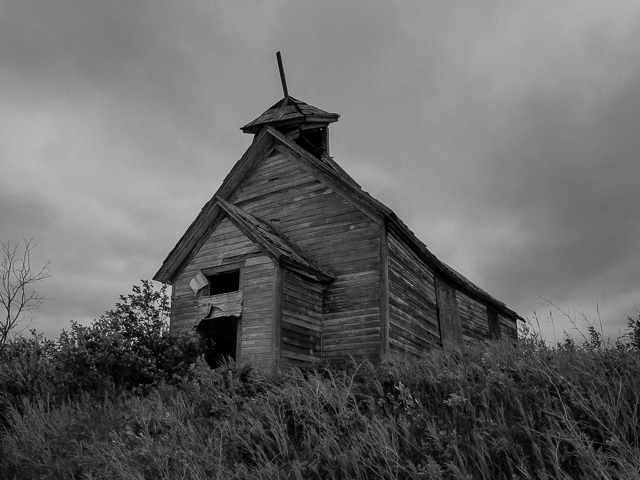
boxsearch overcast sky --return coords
[2,1,639,344]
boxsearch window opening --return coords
[206,270,240,295]
[196,316,238,368]
[294,127,327,158]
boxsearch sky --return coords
[1,0,639,344]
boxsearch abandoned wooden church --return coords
[154,83,522,366]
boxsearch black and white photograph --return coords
[2,2,640,478]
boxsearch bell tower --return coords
[240,52,339,159]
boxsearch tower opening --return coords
[294,127,328,158]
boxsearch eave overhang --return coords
[241,96,339,135]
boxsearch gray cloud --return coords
[1,0,639,342]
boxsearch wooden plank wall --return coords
[487,307,501,340]
[171,217,260,331]
[241,255,275,363]
[435,277,464,350]
[230,151,382,362]
[457,291,491,344]
[281,269,323,365]
[498,314,518,341]
[170,217,275,364]
[387,232,440,356]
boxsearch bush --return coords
[0,281,202,417]
[55,280,201,396]
[625,313,640,352]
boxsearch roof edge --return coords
[153,130,276,284]
[217,199,333,282]
[385,214,524,321]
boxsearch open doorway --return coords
[196,316,239,368]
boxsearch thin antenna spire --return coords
[276,51,289,99]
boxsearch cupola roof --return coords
[240,96,339,134]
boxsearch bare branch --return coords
[0,238,51,353]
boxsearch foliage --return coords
[624,313,640,352]
[55,280,199,396]
[0,281,201,432]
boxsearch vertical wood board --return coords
[435,277,463,350]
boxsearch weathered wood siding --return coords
[498,313,518,341]
[170,217,275,363]
[435,277,464,349]
[487,307,501,340]
[230,151,382,362]
[241,255,275,363]
[281,269,323,365]
[457,291,491,344]
[170,217,260,331]
[197,291,242,319]
[387,232,440,356]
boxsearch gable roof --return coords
[217,199,333,282]
[154,121,522,321]
[241,96,339,134]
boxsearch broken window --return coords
[205,270,240,295]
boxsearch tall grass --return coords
[2,326,640,479]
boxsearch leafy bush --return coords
[0,281,202,420]
[625,313,640,352]
[55,280,200,396]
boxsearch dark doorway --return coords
[196,316,239,368]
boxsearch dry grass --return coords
[1,327,640,479]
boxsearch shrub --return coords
[0,281,202,419]
[626,313,640,352]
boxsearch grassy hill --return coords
[2,324,640,479]
[1,283,639,479]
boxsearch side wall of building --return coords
[386,230,440,356]
[498,314,518,341]
[386,227,519,353]
[230,150,382,362]
[457,290,491,344]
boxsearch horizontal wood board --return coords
[387,233,440,356]
[498,314,518,341]
[171,218,259,331]
[281,269,323,365]
[169,215,275,363]
[240,255,275,363]
[457,290,491,345]
[231,151,382,361]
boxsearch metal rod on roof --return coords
[276,51,289,99]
